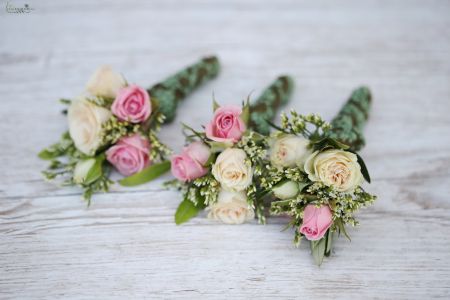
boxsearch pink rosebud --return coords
[111,84,151,123]
[171,141,210,182]
[299,205,333,241]
[106,134,151,176]
[205,105,246,143]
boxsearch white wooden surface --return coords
[1,0,450,299]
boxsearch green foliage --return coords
[354,152,371,183]
[311,236,327,266]
[38,132,77,160]
[119,160,171,186]
[175,197,206,225]
[241,98,250,125]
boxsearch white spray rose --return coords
[73,158,98,184]
[212,148,252,192]
[208,190,255,224]
[85,65,126,98]
[270,135,311,168]
[272,181,299,199]
[68,98,111,155]
[304,149,363,193]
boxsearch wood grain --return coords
[1,0,450,298]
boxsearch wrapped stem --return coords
[328,86,372,151]
[249,76,294,135]
[148,56,220,123]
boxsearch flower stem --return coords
[148,56,220,123]
[249,75,294,135]
[328,86,372,151]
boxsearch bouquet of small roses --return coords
[39,57,220,203]
[167,76,294,224]
[260,87,376,265]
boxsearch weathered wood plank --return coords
[1,0,449,298]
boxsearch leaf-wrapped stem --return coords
[249,75,294,135]
[328,86,372,151]
[148,56,220,123]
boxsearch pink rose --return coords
[106,134,151,176]
[171,141,210,182]
[205,105,246,143]
[111,84,151,123]
[299,205,333,241]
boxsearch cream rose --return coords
[207,190,255,224]
[212,148,252,192]
[270,135,311,168]
[68,98,111,155]
[304,149,363,193]
[85,65,126,98]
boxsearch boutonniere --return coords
[261,87,376,265]
[167,76,294,225]
[39,56,220,204]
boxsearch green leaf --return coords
[84,156,104,185]
[311,238,327,266]
[297,181,310,193]
[175,199,202,225]
[59,98,72,105]
[181,123,205,140]
[327,137,350,150]
[204,153,216,167]
[281,218,297,232]
[213,98,220,112]
[325,230,333,256]
[266,119,287,133]
[313,137,350,152]
[38,149,62,160]
[336,218,351,241]
[355,153,371,183]
[241,99,250,125]
[119,160,171,186]
[208,141,233,152]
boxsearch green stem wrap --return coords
[249,76,294,135]
[148,56,220,123]
[328,86,372,151]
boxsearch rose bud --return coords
[86,65,126,99]
[299,205,333,241]
[171,142,210,182]
[73,158,100,185]
[272,181,299,200]
[270,134,310,168]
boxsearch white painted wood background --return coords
[1,0,449,299]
